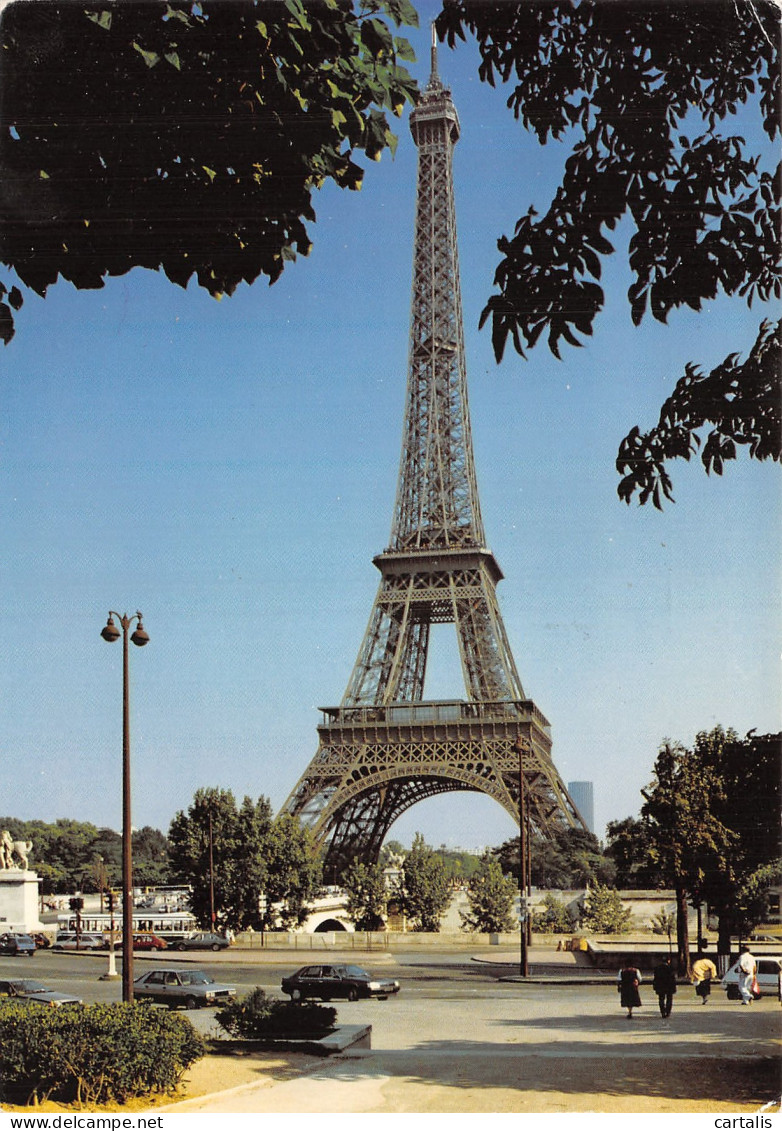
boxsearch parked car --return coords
[0,978,82,1007]
[281,964,400,1002]
[721,955,782,999]
[173,932,229,952]
[52,931,105,951]
[116,933,168,951]
[0,933,36,957]
[133,968,237,1009]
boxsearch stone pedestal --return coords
[0,871,43,934]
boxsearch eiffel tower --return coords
[282,33,584,873]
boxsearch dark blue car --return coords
[0,933,36,957]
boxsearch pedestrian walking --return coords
[652,956,677,1018]
[692,953,718,1004]
[737,946,757,1005]
[617,960,643,1019]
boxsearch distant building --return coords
[568,781,595,833]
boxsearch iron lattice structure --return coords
[282,39,584,873]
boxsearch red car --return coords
[116,933,168,951]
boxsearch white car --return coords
[52,931,105,951]
[720,955,781,999]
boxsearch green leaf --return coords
[164,52,181,71]
[85,10,112,31]
[132,42,160,69]
[283,0,311,31]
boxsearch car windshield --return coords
[181,972,213,986]
[18,981,48,992]
[345,967,370,978]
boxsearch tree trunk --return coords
[675,885,690,976]
[717,912,732,966]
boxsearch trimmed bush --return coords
[215,987,336,1040]
[0,1000,205,1106]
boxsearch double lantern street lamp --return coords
[100,611,149,1003]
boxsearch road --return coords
[3,949,780,1113]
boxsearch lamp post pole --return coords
[101,610,149,1004]
[515,736,529,977]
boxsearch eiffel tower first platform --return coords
[282,33,584,873]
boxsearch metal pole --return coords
[525,795,533,947]
[121,618,134,1004]
[101,610,148,1000]
[209,809,216,930]
[517,738,528,977]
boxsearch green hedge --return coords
[0,1000,205,1106]
[215,987,336,1040]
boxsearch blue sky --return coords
[1,4,779,854]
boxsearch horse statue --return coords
[12,840,32,870]
[0,831,32,870]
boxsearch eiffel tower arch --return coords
[282,33,584,874]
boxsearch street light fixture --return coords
[100,610,149,1003]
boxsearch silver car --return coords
[0,978,82,1007]
[133,968,237,1009]
[172,932,229,952]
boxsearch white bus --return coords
[56,910,197,943]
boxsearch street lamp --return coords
[100,610,149,1003]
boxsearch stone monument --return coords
[0,830,44,934]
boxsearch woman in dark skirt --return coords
[617,960,643,1018]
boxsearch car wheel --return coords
[346,988,358,1002]
[184,995,198,1010]
[211,943,221,952]
[726,986,740,1000]
[176,943,186,951]
[291,989,302,1003]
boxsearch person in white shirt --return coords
[738,946,756,1005]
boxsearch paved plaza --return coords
[163,963,781,1114]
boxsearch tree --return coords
[438,0,781,504]
[578,882,632,934]
[0,0,419,343]
[168,787,273,930]
[531,892,575,934]
[604,817,665,889]
[460,851,517,933]
[397,833,452,932]
[494,826,614,889]
[687,727,782,951]
[640,736,740,973]
[258,812,322,930]
[343,861,388,930]
[0,816,169,894]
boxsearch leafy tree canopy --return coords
[578,881,632,934]
[494,825,614,889]
[438,0,781,505]
[460,850,517,933]
[0,816,169,894]
[343,860,388,930]
[398,832,452,931]
[259,811,322,930]
[168,787,273,930]
[0,0,419,342]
